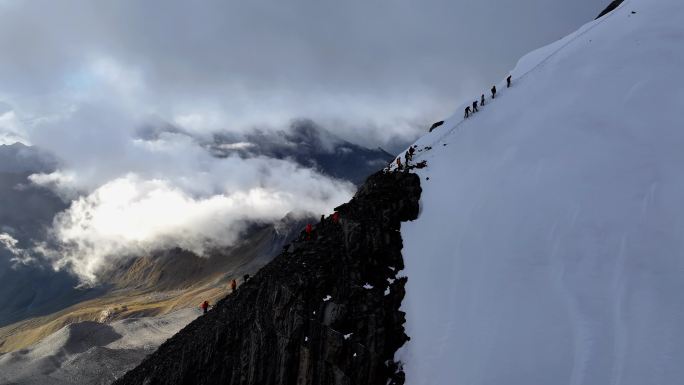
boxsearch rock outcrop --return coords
[596,0,625,19]
[112,170,421,385]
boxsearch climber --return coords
[230,279,237,292]
[507,75,512,88]
[408,146,416,157]
[464,106,471,118]
[404,151,409,165]
[472,100,479,113]
[305,223,313,240]
[480,94,485,106]
[201,300,210,314]
[396,157,402,171]
[491,85,497,99]
[243,273,250,282]
[332,211,340,224]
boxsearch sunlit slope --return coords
[399,0,684,384]
[0,219,297,353]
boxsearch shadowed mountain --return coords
[208,120,394,185]
[0,122,392,359]
[0,144,98,329]
[0,213,311,354]
[113,171,421,385]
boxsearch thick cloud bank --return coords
[22,108,355,282]
[37,167,351,284]
[0,0,603,283]
[0,0,602,146]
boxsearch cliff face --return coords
[595,0,624,19]
[113,170,421,385]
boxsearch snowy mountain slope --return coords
[398,0,684,384]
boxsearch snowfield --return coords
[397,0,684,384]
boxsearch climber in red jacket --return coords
[305,223,313,240]
[201,300,210,314]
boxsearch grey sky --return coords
[0,0,610,281]
[0,0,606,146]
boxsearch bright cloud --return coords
[34,158,353,284]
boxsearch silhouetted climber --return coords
[472,100,479,112]
[480,94,485,106]
[507,75,512,88]
[320,214,325,227]
[305,223,313,240]
[464,106,471,118]
[230,279,237,292]
[409,146,416,157]
[491,85,497,99]
[243,273,250,282]
[404,151,411,165]
[201,300,209,314]
[396,157,403,171]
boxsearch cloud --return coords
[0,0,603,146]
[0,111,29,145]
[0,0,605,284]
[23,104,356,283]
[0,233,35,266]
[37,166,352,284]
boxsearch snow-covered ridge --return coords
[398,0,684,384]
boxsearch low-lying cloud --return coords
[2,60,359,284]
[36,165,352,284]
[24,110,356,283]
[0,0,603,283]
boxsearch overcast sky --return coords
[0,0,609,282]
[0,0,606,146]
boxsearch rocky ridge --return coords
[112,170,421,385]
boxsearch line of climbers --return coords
[200,274,251,314]
[199,133,436,315]
[303,210,341,242]
[464,75,512,119]
[300,147,422,241]
[386,145,429,173]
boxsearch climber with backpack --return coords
[464,105,471,118]
[305,223,313,240]
[201,300,210,314]
[480,94,485,106]
[491,85,497,99]
[472,100,479,113]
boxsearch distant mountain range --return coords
[0,122,395,351]
[207,120,394,184]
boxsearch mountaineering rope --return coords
[410,0,630,160]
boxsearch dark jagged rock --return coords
[596,0,625,19]
[428,121,444,132]
[112,170,422,385]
